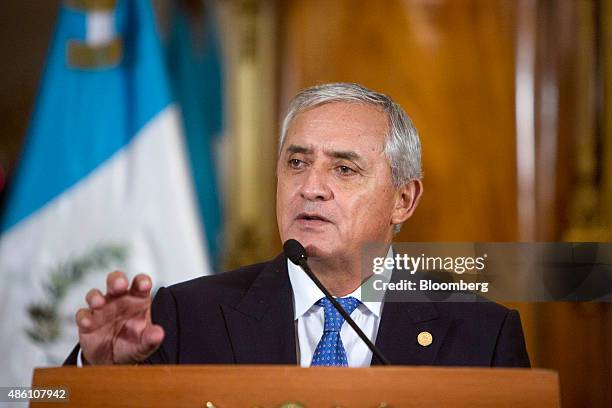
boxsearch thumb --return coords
[138,324,165,356]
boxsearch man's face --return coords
[276,102,400,260]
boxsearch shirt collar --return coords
[287,246,393,320]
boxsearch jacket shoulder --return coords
[434,298,516,342]
[433,299,530,367]
[438,297,511,319]
[165,259,273,302]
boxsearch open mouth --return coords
[296,213,331,223]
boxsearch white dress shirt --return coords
[288,249,392,367]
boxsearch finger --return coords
[122,325,164,364]
[85,288,106,309]
[141,324,165,350]
[129,274,153,297]
[124,316,147,339]
[75,308,95,333]
[112,323,164,364]
[106,270,129,297]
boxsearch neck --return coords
[306,243,392,297]
[307,255,361,297]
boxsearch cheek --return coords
[276,176,293,203]
[277,179,298,222]
[345,188,395,230]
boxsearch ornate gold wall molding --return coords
[219,0,279,269]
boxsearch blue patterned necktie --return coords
[310,296,361,367]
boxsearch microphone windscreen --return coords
[283,239,307,264]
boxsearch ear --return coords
[391,179,423,225]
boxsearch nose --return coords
[299,166,333,201]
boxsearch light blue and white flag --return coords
[165,0,224,269]
[0,0,210,387]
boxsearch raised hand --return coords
[75,271,164,365]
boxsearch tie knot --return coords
[317,296,360,333]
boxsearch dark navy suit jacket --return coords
[65,254,530,367]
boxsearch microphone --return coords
[283,239,391,366]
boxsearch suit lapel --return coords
[221,254,297,364]
[371,261,453,366]
[372,300,451,366]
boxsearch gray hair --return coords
[279,83,422,233]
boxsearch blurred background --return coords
[0,0,610,406]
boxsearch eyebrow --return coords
[285,144,363,162]
[286,144,312,155]
[328,149,361,161]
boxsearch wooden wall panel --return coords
[279,0,519,241]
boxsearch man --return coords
[65,83,530,367]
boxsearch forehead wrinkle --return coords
[285,143,362,162]
[305,115,370,133]
[285,135,386,163]
[285,103,389,161]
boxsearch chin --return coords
[283,231,334,259]
[303,243,329,259]
[302,238,340,260]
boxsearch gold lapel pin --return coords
[417,331,433,347]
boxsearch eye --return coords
[288,158,305,169]
[336,165,357,176]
